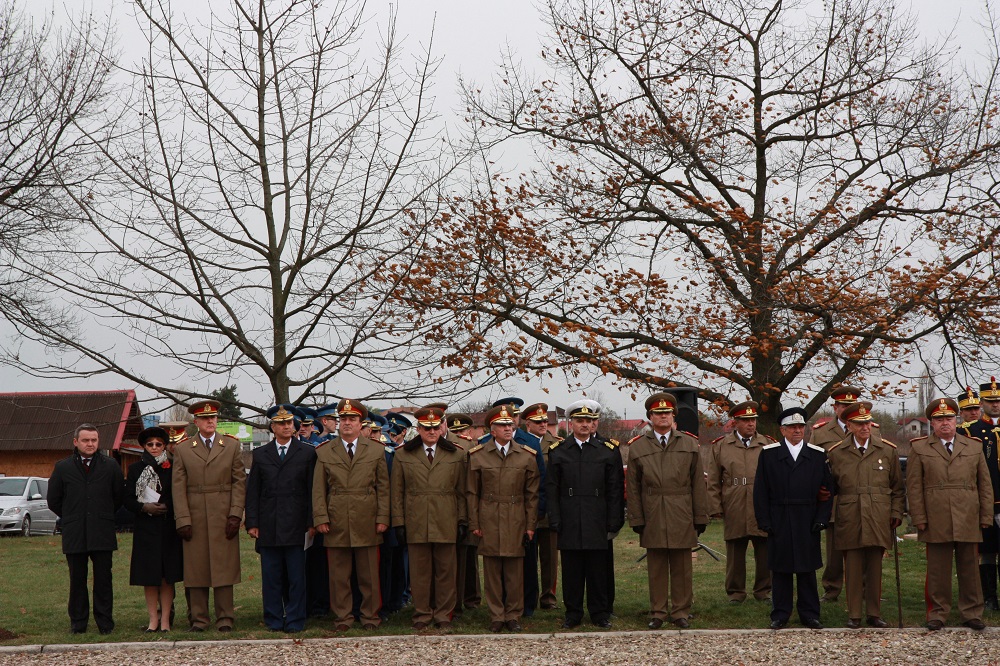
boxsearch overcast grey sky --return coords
[6,0,996,419]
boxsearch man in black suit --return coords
[753,407,834,630]
[47,423,125,635]
[245,404,318,632]
[547,402,624,629]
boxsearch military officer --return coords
[809,385,862,602]
[958,387,983,427]
[909,397,993,630]
[448,413,482,614]
[826,401,905,628]
[548,402,624,629]
[523,403,562,610]
[246,405,317,632]
[706,400,772,604]
[627,393,709,629]
[961,379,1000,611]
[753,406,833,630]
[172,399,246,632]
[467,405,540,632]
[312,399,389,631]
[391,406,468,630]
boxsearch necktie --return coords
[501,446,507,458]
[204,437,212,449]
[858,445,865,456]
[945,441,953,455]
[742,438,750,448]
[427,447,434,464]
[83,458,91,470]
[660,435,668,448]
[278,445,286,461]
[346,442,354,460]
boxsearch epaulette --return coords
[605,440,616,450]
[626,434,643,445]
[960,421,973,429]
[710,435,724,445]
[910,436,928,443]
[220,433,240,443]
[827,441,843,451]
[549,440,561,450]
[459,433,473,441]
[762,443,780,449]
[764,435,778,443]
[469,444,483,454]
[807,443,825,452]
[871,422,880,428]
[384,445,395,454]
[812,421,826,430]
[681,431,697,439]
[881,439,897,449]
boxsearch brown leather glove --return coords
[225,516,241,540]
[176,525,193,541]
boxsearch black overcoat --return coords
[124,453,184,585]
[753,442,834,573]
[47,451,124,554]
[245,439,317,550]
[546,436,624,550]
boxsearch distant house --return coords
[0,391,146,478]
[898,416,929,439]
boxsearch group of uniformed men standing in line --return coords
[166,379,997,634]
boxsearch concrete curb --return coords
[0,626,996,656]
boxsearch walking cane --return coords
[892,526,903,628]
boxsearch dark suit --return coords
[245,438,317,631]
[753,441,833,625]
[48,450,125,633]
[547,435,624,624]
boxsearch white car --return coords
[0,477,58,536]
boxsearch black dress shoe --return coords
[964,618,987,631]
[217,626,232,633]
[926,619,944,631]
[803,618,824,629]
[561,619,581,629]
[647,618,664,629]
[71,628,87,635]
[769,619,787,630]
[846,618,862,630]
[98,627,113,635]
[505,620,522,632]
[594,619,612,629]
[187,626,205,633]
[866,616,889,628]
[489,621,504,633]
[672,617,690,629]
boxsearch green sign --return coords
[217,421,253,443]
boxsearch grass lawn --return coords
[0,523,955,645]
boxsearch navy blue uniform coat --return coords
[753,442,833,573]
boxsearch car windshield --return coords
[0,478,28,496]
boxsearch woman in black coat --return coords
[125,426,184,632]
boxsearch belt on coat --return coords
[773,499,815,505]
[838,486,891,495]
[927,483,975,490]
[407,490,455,496]
[726,478,752,486]
[186,484,232,494]
[562,488,600,497]
[326,488,373,495]
[484,494,523,504]
[644,487,691,495]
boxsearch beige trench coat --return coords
[907,434,993,543]
[172,434,246,587]
[626,430,709,549]
[466,442,539,557]
[827,436,905,550]
[312,436,390,547]
[390,440,468,543]
[705,432,769,540]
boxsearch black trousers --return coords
[522,536,539,615]
[771,570,820,624]
[66,551,114,632]
[305,535,330,617]
[561,548,610,624]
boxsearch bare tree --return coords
[393,0,1000,431]
[6,0,463,414]
[0,2,114,327]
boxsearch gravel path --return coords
[2,629,999,665]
